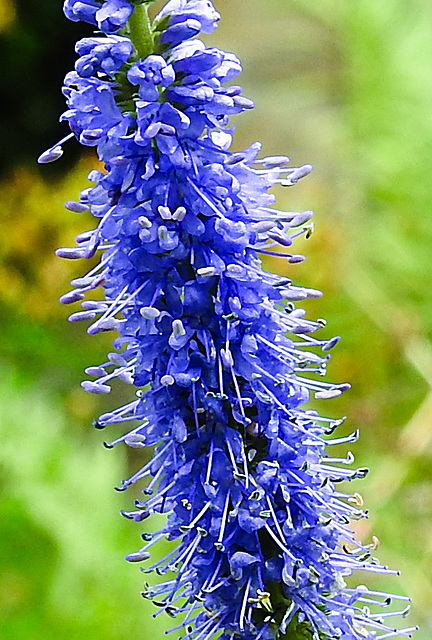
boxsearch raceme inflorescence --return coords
[39,1,417,639]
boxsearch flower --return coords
[42,1,417,639]
[64,0,134,32]
[63,0,99,26]
[75,35,134,78]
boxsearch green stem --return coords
[127,3,154,60]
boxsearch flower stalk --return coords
[126,3,154,60]
[39,1,417,640]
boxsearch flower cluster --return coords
[64,0,134,33]
[41,1,417,639]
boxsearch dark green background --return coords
[0,0,431,637]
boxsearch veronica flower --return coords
[39,1,417,639]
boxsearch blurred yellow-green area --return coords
[1,0,432,637]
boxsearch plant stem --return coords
[127,3,154,60]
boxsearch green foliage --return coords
[0,368,172,639]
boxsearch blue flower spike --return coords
[41,1,418,639]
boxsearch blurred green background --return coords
[1,0,431,637]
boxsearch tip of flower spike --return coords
[37,146,63,164]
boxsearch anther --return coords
[82,128,104,141]
[227,264,243,274]
[56,247,85,259]
[252,221,275,233]
[348,493,364,507]
[233,96,255,109]
[81,380,111,394]
[158,206,172,220]
[258,155,290,168]
[108,352,127,367]
[322,336,341,351]
[64,200,89,213]
[38,132,75,164]
[268,231,292,247]
[304,222,314,239]
[139,216,152,229]
[68,310,97,322]
[59,290,85,304]
[158,226,168,241]
[220,348,234,368]
[125,550,151,563]
[197,267,216,278]
[172,319,186,337]
[314,388,342,400]
[371,536,380,550]
[85,366,106,377]
[225,153,246,165]
[38,146,63,164]
[172,206,187,221]
[225,85,242,96]
[140,306,160,319]
[287,164,313,184]
[81,301,108,311]
[290,210,314,226]
[87,317,118,335]
[288,255,306,263]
